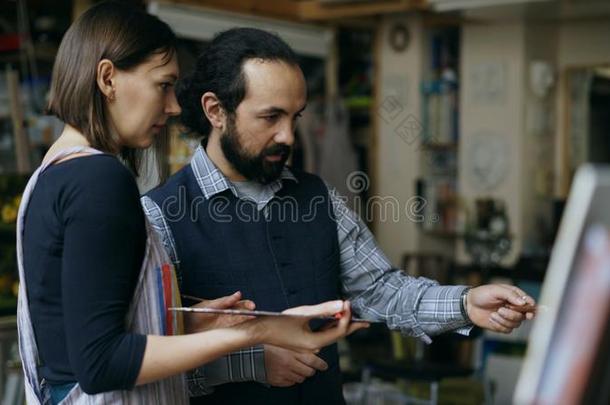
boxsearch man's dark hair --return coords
[177,28,299,138]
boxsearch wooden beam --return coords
[158,0,301,21]
[297,0,427,21]
[330,16,380,29]
[153,0,428,21]
[421,11,471,27]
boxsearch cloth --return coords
[17,146,187,405]
[22,155,146,388]
[48,383,76,404]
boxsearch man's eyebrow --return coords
[258,105,307,115]
[258,107,287,115]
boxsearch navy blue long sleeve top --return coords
[22,154,147,394]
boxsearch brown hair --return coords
[47,0,177,179]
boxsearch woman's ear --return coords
[201,92,226,131]
[96,59,116,101]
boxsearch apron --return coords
[16,146,188,404]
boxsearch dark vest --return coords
[147,165,345,405]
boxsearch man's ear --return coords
[96,59,116,101]
[201,92,226,130]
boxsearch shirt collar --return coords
[190,145,298,199]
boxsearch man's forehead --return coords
[240,59,306,107]
[242,59,303,87]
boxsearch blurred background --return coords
[1,0,609,403]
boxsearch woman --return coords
[17,2,365,404]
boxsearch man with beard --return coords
[142,28,536,405]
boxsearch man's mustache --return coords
[263,144,291,158]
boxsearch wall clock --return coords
[388,23,409,52]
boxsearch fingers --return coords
[273,301,367,352]
[286,370,308,384]
[283,300,344,318]
[235,299,256,310]
[311,302,368,340]
[192,292,256,313]
[491,309,523,330]
[189,292,257,330]
[265,345,323,387]
[300,302,351,349]
[487,286,537,332]
[497,307,525,323]
[200,291,243,309]
[347,321,370,335]
[502,287,529,307]
[504,303,537,320]
[296,352,328,372]
[269,372,305,386]
[336,301,352,332]
[501,285,536,308]
[489,315,514,333]
[290,360,318,378]
[319,318,369,334]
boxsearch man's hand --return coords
[184,291,256,333]
[264,345,328,387]
[466,284,536,333]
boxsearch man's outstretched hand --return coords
[467,284,536,333]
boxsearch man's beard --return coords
[220,115,291,184]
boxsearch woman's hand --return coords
[251,300,369,353]
[139,299,367,386]
[184,291,256,333]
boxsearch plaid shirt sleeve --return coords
[186,346,267,396]
[325,184,473,344]
[141,196,180,274]
[140,196,268,396]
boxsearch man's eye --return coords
[264,115,279,122]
